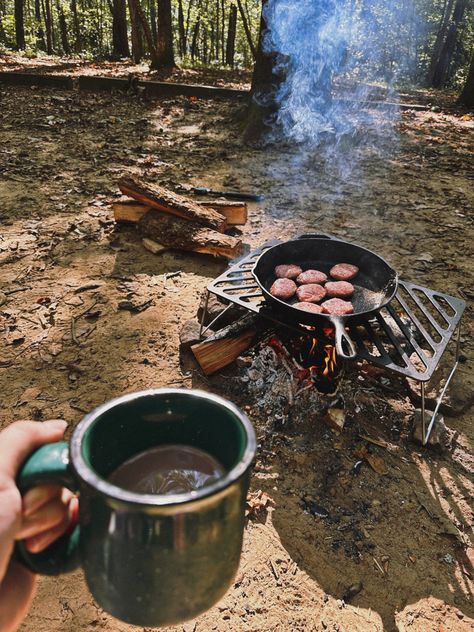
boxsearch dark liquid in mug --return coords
[108,444,226,495]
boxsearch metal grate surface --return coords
[207,236,465,381]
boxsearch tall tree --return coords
[429,0,469,87]
[34,0,46,50]
[129,0,160,68]
[14,0,26,50]
[225,1,237,67]
[177,0,186,56]
[112,0,129,57]
[57,0,70,54]
[156,0,175,67]
[70,0,82,52]
[128,0,144,62]
[237,0,256,60]
[459,49,474,106]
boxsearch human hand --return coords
[0,420,78,632]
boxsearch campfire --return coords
[182,234,465,446]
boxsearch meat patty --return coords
[330,263,359,281]
[296,283,327,303]
[325,281,354,298]
[321,298,354,315]
[294,302,324,314]
[270,278,297,300]
[296,269,327,285]
[274,264,303,279]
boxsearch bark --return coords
[430,0,468,88]
[43,0,53,53]
[112,0,129,57]
[225,3,237,67]
[129,0,159,68]
[34,0,46,50]
[70,0,82,52]
[244,0,281,142]
[149,0,157,46]
[156,0,175,68]
[236,0,256,60]
[427,0,454,85]
[57,0,70,55]
[191,18,200,61]
[14,0,25,50]
[128,0,144,63]
[458,49,474,106]
[178,0,186,56]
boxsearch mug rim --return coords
[70,388,257,506]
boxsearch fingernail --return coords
[45,419,68,431]
[22,487,48,516]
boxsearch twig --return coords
[373,557,385,576]
[70,317,79,344]
[359,435,389,449]
[4,285,32,295]
[269,559,280,580]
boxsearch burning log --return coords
[113,196,247,226]
[118,176,227,231]
[138,210,241,260]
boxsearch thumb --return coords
[0,420,68,480]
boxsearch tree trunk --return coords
[236,0,256,60]
[244,0,281,142]
[70,0,82,52]
[427,0,454,85]
[112,0,129,57]
[34,0,46,49]
[458,49,474,106]
[177,0,186,56]
[14,0,26,50]
[128,0,144,63]
[156,0,175,68]
[43,0,53,53]
[149,0,157,46]
[225,3,237,67]
[430,0,468,88]
[191,18,200,61]
[57,0,70,54]
[129,0,160,69]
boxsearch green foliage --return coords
[0,0,472,89]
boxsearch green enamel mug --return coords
[16,389,256,627]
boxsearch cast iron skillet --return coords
[252,235,398,360]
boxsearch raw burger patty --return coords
[274,264,303,279]
[270,278,297,300]
[330,263,359,281]
[294,302,324,314]
[322,298,354,315]
[296,283,327,303]
[325,281,354,298]
[296,269,327,284]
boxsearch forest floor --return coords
[0,67,473,632]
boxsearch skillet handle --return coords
[332,318,357,360]
[296,233,333,240]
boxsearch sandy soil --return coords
[0,72,473,632]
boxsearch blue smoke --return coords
[261,0,417,150]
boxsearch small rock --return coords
[0,291,7,307]
[179,319,204,349]
[412,410,447,448]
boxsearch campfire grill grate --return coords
[202,234,466,445]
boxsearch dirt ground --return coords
[0,63,473,632]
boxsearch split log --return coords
[113,196,247,226]
[198,200,247,226]
[142,238,167,254]
[139,210,241,259]
[118,176,226,231]
[191,329,256,375]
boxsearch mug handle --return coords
[15,441,81,576]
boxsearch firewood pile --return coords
[113,176,248,259]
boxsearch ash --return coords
[235,339,350,427]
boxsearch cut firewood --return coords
[198,200,247,226]
[191,329,256,375]
[139,210,241,259]
[113,196,247,226]
[118,176,226,231]
[142,238,167,255]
